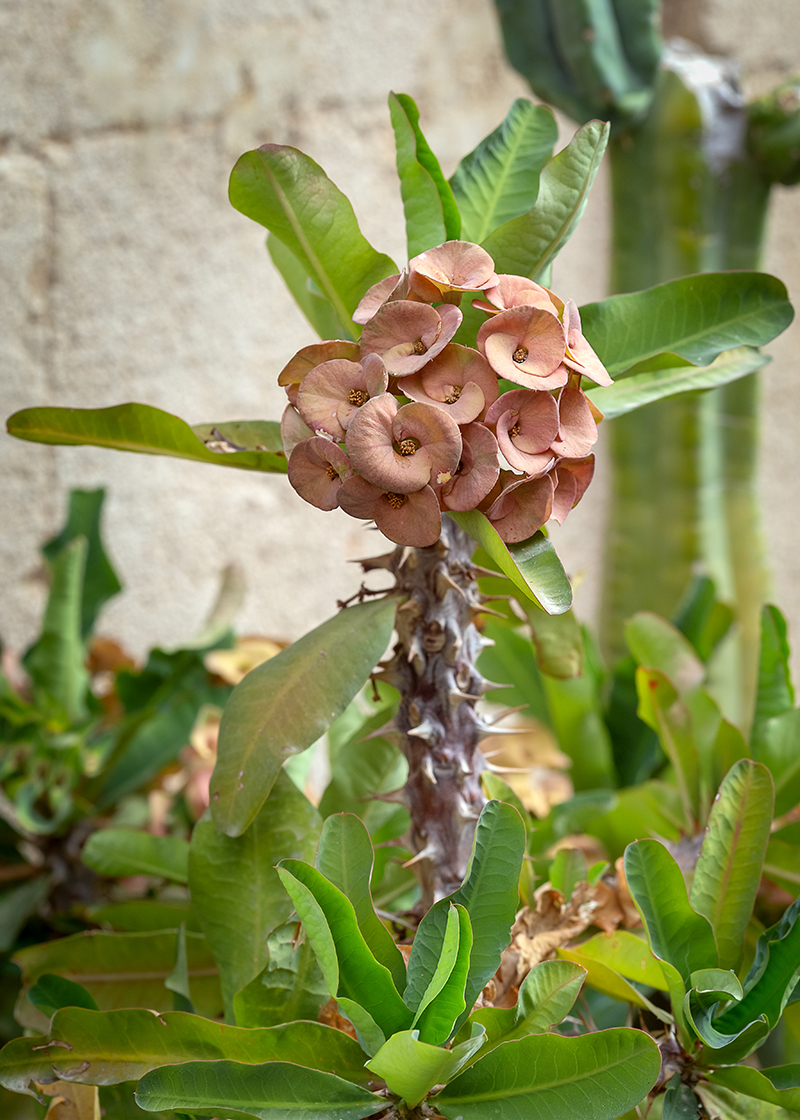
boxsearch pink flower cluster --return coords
[279,241,611,547]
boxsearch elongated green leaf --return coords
[267,233,350,341]
[229,143,396,332]
[587,347,769,418]
[482,120,609,278]
[436,1028,660,1120]
[580,273,794,377]
[413,906,472,1046]
[136,1060,384,1119]
[190,420,284,455]
[715,897,800,1035]
[233,920,327,1029]
[558,947,673,1023]
[82,829,189,883]
[88,900,200,933]
[27,974,99,1018]
[626,612,705,694]
[405,801,524,1030]
[636,669,701,825]
[8,403,288,473]
[389,92,459,257]
[696,1080,784,1120]
[210,596,398,836]
[450,99,558,243]
[663,1073,700,1120]
[23,536,88,722]
[43,488,122,639]
[277,859,412,1039]
[13,931,222,1031]
[754,605,795,724]
[526,604,583,679]
[189,771,319,1020]
[751,707,800,817]
[624,839,718,986]
[316,814,406,993]
[367,1027,485,1108]
[566,931,668,992]
[684,991,767,1061]
[707,1066,800,1113]
[448,512,571,614]
[689,761,774,972]
[763,835,800,893]
[0,1009,370,1097]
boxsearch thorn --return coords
[360,787,408,805]
[476,635,495,650]
[480,594,513,604]
[470,563,502,579]
[479,679,509,693]
[397,546,414,569]
[485,703,528,725]
[449,688,480,707]
[365,719,402,741]
[471,604,508,619]
[422,755,437,784]
[459,756,473,774]
[403,844,438,868]
[407,635,425,668]
[476,723,523,737]
[436,569,468,600]
[355,552,395,571]
[484,760,531,773]
[407,718,437,742]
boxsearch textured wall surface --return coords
[1,0,798,671]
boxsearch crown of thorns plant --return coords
[280,239,610,546]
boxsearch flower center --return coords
[509,421,521,438]
[412,338,428,355]
[385,492,407,509]
[444,385,462,405]
[325,464,339,480]
[512,345,528,364]
[398,438,418,456]
[347,388,368,406]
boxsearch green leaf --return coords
[366,1027,485,1108]
[233,920,327,1029]
[389,92,460,257]
[663,1073,700,1120]
[580,273,794,377]
[689,760,774,972]
[7,403,288,472]
[413,905,473,1046]
[635,669,701,825]
[190,420,284,455]
[87,900,200,933]
[0,876,51,952]
[13,931,222,1032]
[405,801,524,1030]
[549,848,586,901]
[165,924,193,1013]
[23,536,88,723]
[751,708,800,817]
[0,1008,371,1097]
[763,835,800,894]
[276,859,413,1040]
[673,576,735,664]
[558,947,673,1023]
[43,488,122,639]
[626,612,705,694]
[448,512,572,614]
[229,143,396,333]
[136,1060,384,1119]
[707,1066,800,1113]
[754,605,796,724]
[82,829,189,883]
[267,233,351,340]
[189,771,320,1020]
[696,1080,786,1120]
[482,120,609,279]
[569,931,669,992]
[316,814,406,993]
[450,99,558,243]
[27,974,99,1017]
[210,596,398,836]
[435,1028,661,1120]
[526,605,583,679]
[624,839,718,986]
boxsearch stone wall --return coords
[2,0,799,676]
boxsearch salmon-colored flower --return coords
[486,471,555,543]
[396,344,499,424]
[408,240,498,301]
[280,404,313,456]
[352,272,426,325]
[562,300,612,387]
[359,300,462,376]
[477,305,567,389]
[438,422,500,512]
[287,437,353,511]
[278,340,360,389]
[485,389,559,475]
[295,354,388,440]
[346,394,462,494]
[473,275,561,317]
[551,456,595,524]
[338,475,441,546]
[550,385,598,459]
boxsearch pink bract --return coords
[408,241,498,300]
[280,404,314,457]
[438,422,500,512]
[359,301,462,376]
[550,456,595,524]
[396,344,499,424]
[550,385,598,459]
[277,340,360,388]
[346,394,462,494]
[295,354,388,440]
[337,475,441,546]
[562,300,613,386]
[287,437,353,512]
[485,388,559,475]
[477,305,567,389]
[352,272,425,325]
[473,274,561,317]
[486,472,555,544]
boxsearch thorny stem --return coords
[366,519,492,912]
